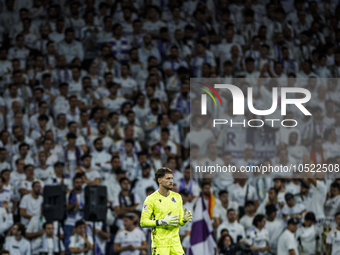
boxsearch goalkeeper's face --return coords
[159,173,173,190]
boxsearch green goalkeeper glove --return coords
[156,212,179,226]
[183,208,193,222]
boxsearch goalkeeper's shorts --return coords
[152,245,185,255]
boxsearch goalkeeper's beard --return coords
[161,183,173,190]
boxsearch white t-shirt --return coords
[114,76,137,96]
[324,196,340,218]
[296,224,321,255]
[19,194,43,226]
[213,201,239,223]
[326,228,340,255]
[216,221,245,242]
[247,227,269,254]
[69,234,94,255]
[240,215,255,233]
[277,229,299,255]
[281,203,306,222]
[34,166,54,181]
[47,238,54,255]
[114,228,146,255]
[229,184,258,207]
[4,236,31,255]
[308,180,328,219]
[266,218,285,254]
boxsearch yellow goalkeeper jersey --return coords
[140,190,187,247]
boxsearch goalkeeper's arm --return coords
[140,199,157,228]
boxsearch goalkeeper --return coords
[140,167,193,255]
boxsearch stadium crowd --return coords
[0,0,340,254]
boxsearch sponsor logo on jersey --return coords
[171,197,176,203]
[143,204,148,211]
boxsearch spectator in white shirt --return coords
[323,128,340,160]
[265,204,285,254]
[90,138,112,174]
[277,218,299,255]
[132,162,158,202]
[324,182,340,218]
[240,201,256,233]
[57,28,84,64]
[0,201,13,238]
[69,220,93,255]
[216,208,246,242]
[113,213,147,254]
[282,192,306,222]
[246,214,270,255]
[326,212,340,255]
[19,181,43,227]
[34,222,65,255]
[296,212,321,255]
[4,222,31,255]
[213,190,239,228]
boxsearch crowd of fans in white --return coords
[0,0,339,254]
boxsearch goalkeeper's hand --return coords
[157,212,179,226]
[183,208,193,222]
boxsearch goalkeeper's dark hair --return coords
[155,167,173,185]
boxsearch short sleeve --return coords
[134,194,141,205]
[249,186,258,201]
[213,206,220,218]
[26,216,37,232]
[114,232,122,244]
[286,235,296,250]
[112,196,120,208]
[19,195,28,209]
[69,236,76,248]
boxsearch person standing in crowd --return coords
[295,212,321,255]
[265,204,285,254]
[246,214,270,255]
[326,212,340,255]
[277,218,299,255]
